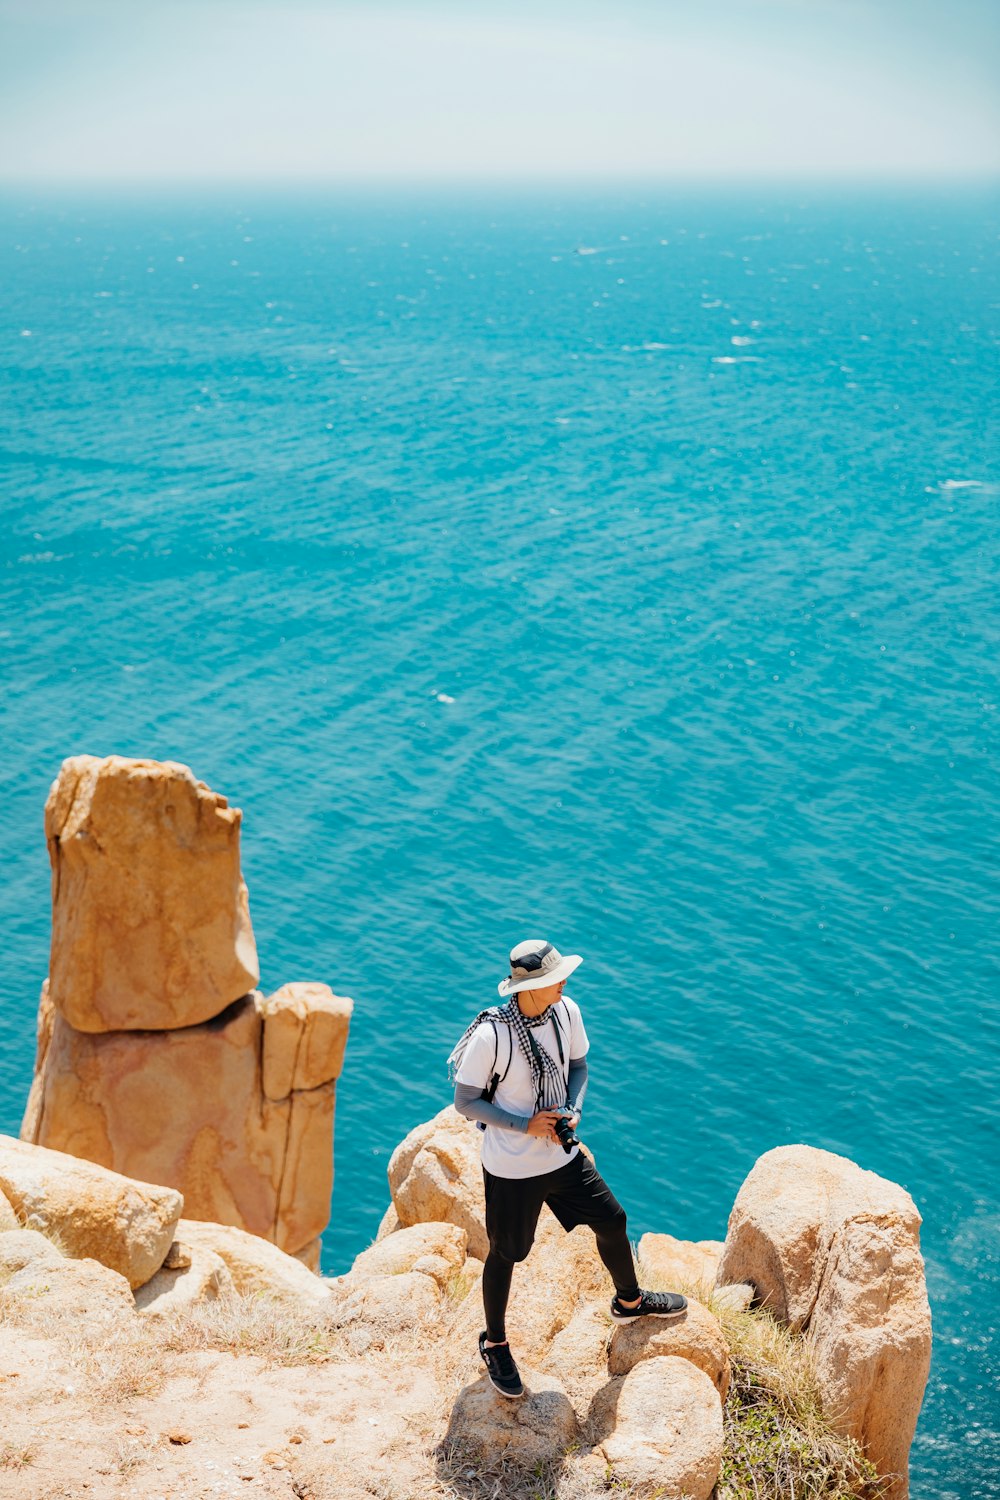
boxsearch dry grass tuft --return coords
[157,1289,353,1367]
[636,1249,888,1499]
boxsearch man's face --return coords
[529,979,565,1009]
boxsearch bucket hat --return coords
[497,939,583,997]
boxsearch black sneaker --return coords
[610,1289,688,1322]
[478,1331,525,1398]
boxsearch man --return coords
[449,938,687,1400]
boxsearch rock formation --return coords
[44,755,258,1033]
[0,1119,928,1499]
[0,1133,182,1289]
[716,1143,932,1499]
[20,755,353,1260]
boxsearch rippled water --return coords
[1,186,997,1495]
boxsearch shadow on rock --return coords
[436,1371,578,1497]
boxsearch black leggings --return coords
[482,1215,641,1343]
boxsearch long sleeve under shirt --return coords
[453,1054,589,1132]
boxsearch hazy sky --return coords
[0,0,997,183]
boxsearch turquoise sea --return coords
[1,187,997,1496]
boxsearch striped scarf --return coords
[447,996,568,1111]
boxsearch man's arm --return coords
[566,1055,589,1123]
[453,1081,531,1133]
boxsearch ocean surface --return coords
[1,186,997,1495]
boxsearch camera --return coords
[553,1113,579,1153]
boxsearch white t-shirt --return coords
[454,995,590,1179]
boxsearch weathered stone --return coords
[716,1144,931,1499]
[0,1228,63,1277]
[44,755,258,1032]
[712,1281,754,1312]
[348,1222,467,1289]
[374,1203,402,1241]
[1,1252,135,1327]
[292,1238,322,1274]
[330,1271,441,1355]
[162,1240,192,1270]
[543,1303,612,1409]
[387,1106,487,1260]
[715,1143,922,1328]
[0,1134,181,1290]
[135,1245,233,1317]
[21,987,345,1256]
[637,1231,723,1291]
[809,1215,932,1500]
[176,1219,334,1308]
[595,1356,723,1500]
[259,983,352,1099]
[608,1297,730,1400]
[0,1191,18,1233]
[444,1371,578,1469]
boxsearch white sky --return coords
[0,1,997,183]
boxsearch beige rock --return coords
[0,1190,18,1233]
[162,1240,192,1270]
[135,1245,234,1317]
[330,1271,441,1355]
[176,1219,334,1308]
[608,1297,731,1400]
[1,1253,135,1328]
[0,1227,63,1276]
[637,1231,723,1291]
[712,1281,754,1312]
[348,1222,467,1289]
[508,1216,613,1360]
[715,1143,922,1328]
[0,1134,181,1290]
[22,987,345,1256]
[374,1203,402,1241]
[809,1214,931,1500]
[44,755,259,1032]
[543,1303,612,1409]
[259,983,352,1099]
[716,1144,931,1499]
[595,1356,723,1500]
[292,1238,322,1274]
[387,1106,487,1260]
[443,1370,578,1469]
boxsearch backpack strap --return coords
[481,1019,515,1103]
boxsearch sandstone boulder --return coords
[44,755,258,1032]
[259,983,352,1098]
[637,1231,723,1291]
[809,1214,932,1500]
[595,1356,723,1499]
[0,1190,18,1233]
[176,1219,334,1308]
[387,1106,487,1260]
[0,1227,63,1277]
[0,1134,181,1290]
[330,1271,441,1355]
[22,983,351,1257]
[608,1297,730,1399]
[134,1244,234,1317]
[716,1143,922,1328]
[348,1221,467,1290]
[716,1144,931,1499]
[1,1251,135,1328]
[542,1303,612,1409]
[443,1371,578,1469]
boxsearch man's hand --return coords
[526,1109,564,1143]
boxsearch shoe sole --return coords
[611,1308,687,1323]
[485,1373,525,1399]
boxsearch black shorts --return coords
[482,1150,627,1263]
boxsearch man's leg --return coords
[482,1248,516,1345]
[593,1210,641,1304]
